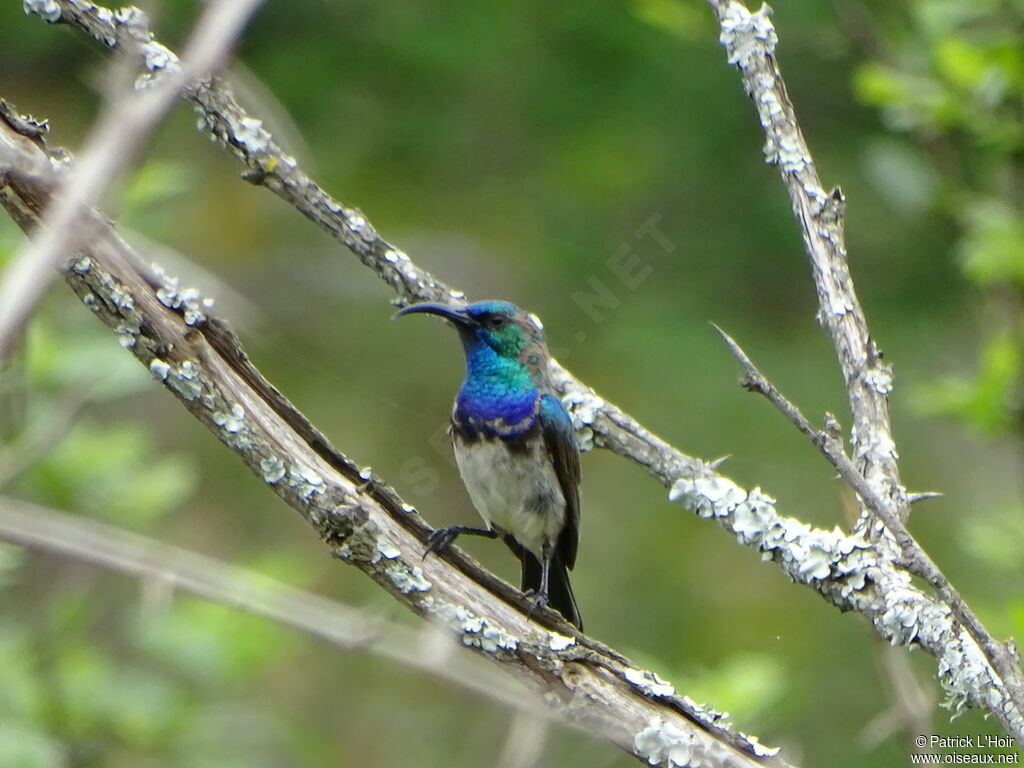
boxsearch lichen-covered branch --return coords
[703,0,1024,742]
[20,0,1024,745]
[707,0,900,516]
[0,105,786,768]
[0,0,264,358]
[715,325,1024,739]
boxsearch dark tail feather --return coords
[520,548,583,631]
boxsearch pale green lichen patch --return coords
[561,388,604,452]
[851,425,899,462]
[634,718,709,767]
[548,632,575,651]
[875,587,990,715]
[624,668,675,698]
[260,456,286,484]
[115,323,138,348]
[113,6,151,41]
[373,536,401,563]
[718,2,777,68]
[385,562,431,594]
[464,622,518,654]
[152,265,209,326]
[670,476,874,596]
[166,360,203,401]
[108,284,134,310]
[236,117,271,152]
[865,367,894,395]
[140,41,177,72]
[23,0,61,23]
[286,462,324,500]
[431,601,517,653]
[135,40,180,89]
[149,357,171,381]
[212,403,245,433]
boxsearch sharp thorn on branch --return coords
[905,491,944,504]
[708,454,732,470]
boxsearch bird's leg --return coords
[424,525,497,558]
[525,546,552,617]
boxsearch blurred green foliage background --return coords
[1,0,1023,765]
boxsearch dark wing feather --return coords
[539,393,581,569]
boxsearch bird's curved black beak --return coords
[394,302,475,327]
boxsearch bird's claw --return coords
[523,589,549,618]
[424,526,459,559]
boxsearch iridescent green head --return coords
[396,300,550,387]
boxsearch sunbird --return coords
[396,300,582,629]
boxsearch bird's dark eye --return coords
[489,316,506,329]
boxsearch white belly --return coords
[453,435,566,559]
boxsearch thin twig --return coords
[715,323,1024,738]
[0,495,529,709]
[0,388,94,488]
[704,0,902,514]
[495,710,550,768]
[860,643,935,754]
[0,0,265,359]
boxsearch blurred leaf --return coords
[916,332,1020,433]
[54,643,183,747]
[26,320,150,401]
[55,643,116,738]
[1008,597,1024,640]
[853,64,952,131]
[934,36,991,93]
[0,624,46,722]
[958,199,1024,286]
[0,720,66,768]
[100,665,184,747]
[0,543,26,590]
[960,501,1024,573]
[629,0,707,40]
[122,161,192,214]
[172,702,290,768]
[860,138,939,214]
[853,63,913,108]
[46,584,99,641]
[22,419,197,529]
[244,548,318,589]
[912,0,990,38]
[136,598,294,686]
[678,653,786,727]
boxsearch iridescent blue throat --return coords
[454,332,537,439]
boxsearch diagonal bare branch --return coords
[0,495,529,710]
[705,0,902,516]
[17,0,1024,744]
[703,0,1024,743]
[0,106,788,768]
[714,324,1024,734]
[0,0,265,359]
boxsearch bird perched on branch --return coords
[396,300,582,629]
